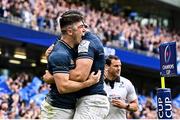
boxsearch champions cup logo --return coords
[164,45,171,63]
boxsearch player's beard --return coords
[115,70,120,77]
[72,33,78,46]
[74,34,81,46]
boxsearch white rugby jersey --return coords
[104,76,137,119]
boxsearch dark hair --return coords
[59,10,84,34]
[105,55,119,66]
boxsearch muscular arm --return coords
[43,59,93,84]
[44,35,96,83]
[43,70,54,84]
[54,71,100,94]
[43,47,93,83]
[43,59,93,83]
[69,58,93,82]
[69,38,96,82]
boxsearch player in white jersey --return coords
[104,55,138,119]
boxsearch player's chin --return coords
[116,73,120,76]
[78,40,81,44]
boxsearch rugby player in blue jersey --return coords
[43,10,109,119]
[41,10,102,119]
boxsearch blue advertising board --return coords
[157,88,172,119]
[104,47,160,70]
[0,22,56,46]
[159,42,177,77]
[0,23,160,70]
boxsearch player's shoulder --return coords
[120,76,132,84]
[51,44,68,55]
[83,32,100,41]
[49,49,70,62]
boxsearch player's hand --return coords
[88,70,101,85]
[104,67,108,80]
[111,99,127,109]
[42,70,54,84]
[45,44,54,58]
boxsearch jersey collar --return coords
[59,39,73,50]
[105,76,120,89]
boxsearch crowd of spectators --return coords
[0,72,180,119]
[0,0,180,119]
[0,0,180,58]
[0,73,50,119]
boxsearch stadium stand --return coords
[0,0,180,55]
[0,73,50,119]
[0,0,180,119]
[0,72,179,119]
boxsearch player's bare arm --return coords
[54,70,101,94]
[43,45,93,83]
[69,58,93,82]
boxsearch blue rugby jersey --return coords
[46,40,78,109]
[77,32,106,97]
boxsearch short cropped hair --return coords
[105,55,120,66]
[59,10,84,34]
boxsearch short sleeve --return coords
[126,81,137,102]
[48,52,70,74]
[77,40,95,60]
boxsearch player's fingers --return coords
[42,74,46,80]
[45,70,49,73]
[90,71,95,75]
[49,44,54,50]
[96,70,101,76]
[45,44,54,56]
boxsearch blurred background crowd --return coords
[0,73,50,119]
[0,72,180,119]
[0,0,180,119]
[0,0,180,57]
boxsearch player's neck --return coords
[107,74,118,81]
[61,35,76,48]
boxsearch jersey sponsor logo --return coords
[78,40,90,53]
[118,81,125,88]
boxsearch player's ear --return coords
[66,26,73,35]
[105,64,109,70]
